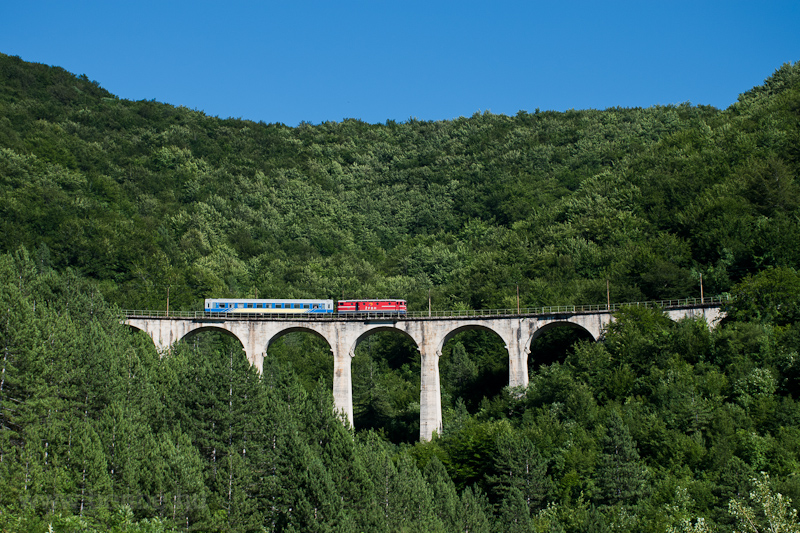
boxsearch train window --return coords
[304,304,310,309]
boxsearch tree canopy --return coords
[1,53,800,531]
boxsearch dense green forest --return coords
[2,52,800,531]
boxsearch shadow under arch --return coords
[124,323,245,353]
[528,320,594,372]
[438,324,509,413]
[352,325,420,359]
[437,323,506,355]
[264,326,335,391]
[266,326,333,352]
[351,326,421,443]
[178,325,248,355]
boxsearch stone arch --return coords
[530,320,595,344]
[123,322,162,354]
[265,326,333,353]
[351,325,421,357]
[435,323,507,357]
[177,324,247,349]
[348,325,423,442]
[528,320,595,372]
[125,323,143,333]
[435,323,510,412]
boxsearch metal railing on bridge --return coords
[121,295,729,321]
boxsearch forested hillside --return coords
[1,53,800,531]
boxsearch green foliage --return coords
[727,267,800,326]
[2,53,800,530]
[593,411,649,507]
[5,53,800,315]
[728,472,800,533]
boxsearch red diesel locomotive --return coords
[337,299,407,314]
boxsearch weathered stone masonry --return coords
[125,305,722,441]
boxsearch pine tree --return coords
[318,416,383,531]
[390,453,440,532]
[486,430,552,514]
[358,431,396,529]
[423,456,460,532]
[459,485,492,533]
[0,251,40,505]
[69,417,112,519]
[495,486,532,533]
[156,428,209,528]
[594,411,648,507]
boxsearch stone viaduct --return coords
[124,302,724,441]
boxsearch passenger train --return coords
[204,298,406,315]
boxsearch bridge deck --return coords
[121,296,728,321]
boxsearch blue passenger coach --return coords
[205,299,334,314]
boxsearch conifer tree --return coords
[359,430,396,528]
[318,417,383,531]
[459,485,493,533]
[156,428,209,528]
[423,456,460,531]
[594,411,648,507]
[69,417,112,518]
[390,453,440,532]
[486,430,552,514]
[495,486,532,533]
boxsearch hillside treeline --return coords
[1,54,798,312]
[1,53,800,531]
[4,249,800,532]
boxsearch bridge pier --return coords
[332,335,355,426]
[507,319,533,390]
[419,347,443,441]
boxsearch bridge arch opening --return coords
[351,328,420,444]
[179,325,248,354]
[123,324,163,359]
[528,322,594,373]
[265,328,334,392]
[439,326,508,414]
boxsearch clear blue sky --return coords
[2,1,798,126]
